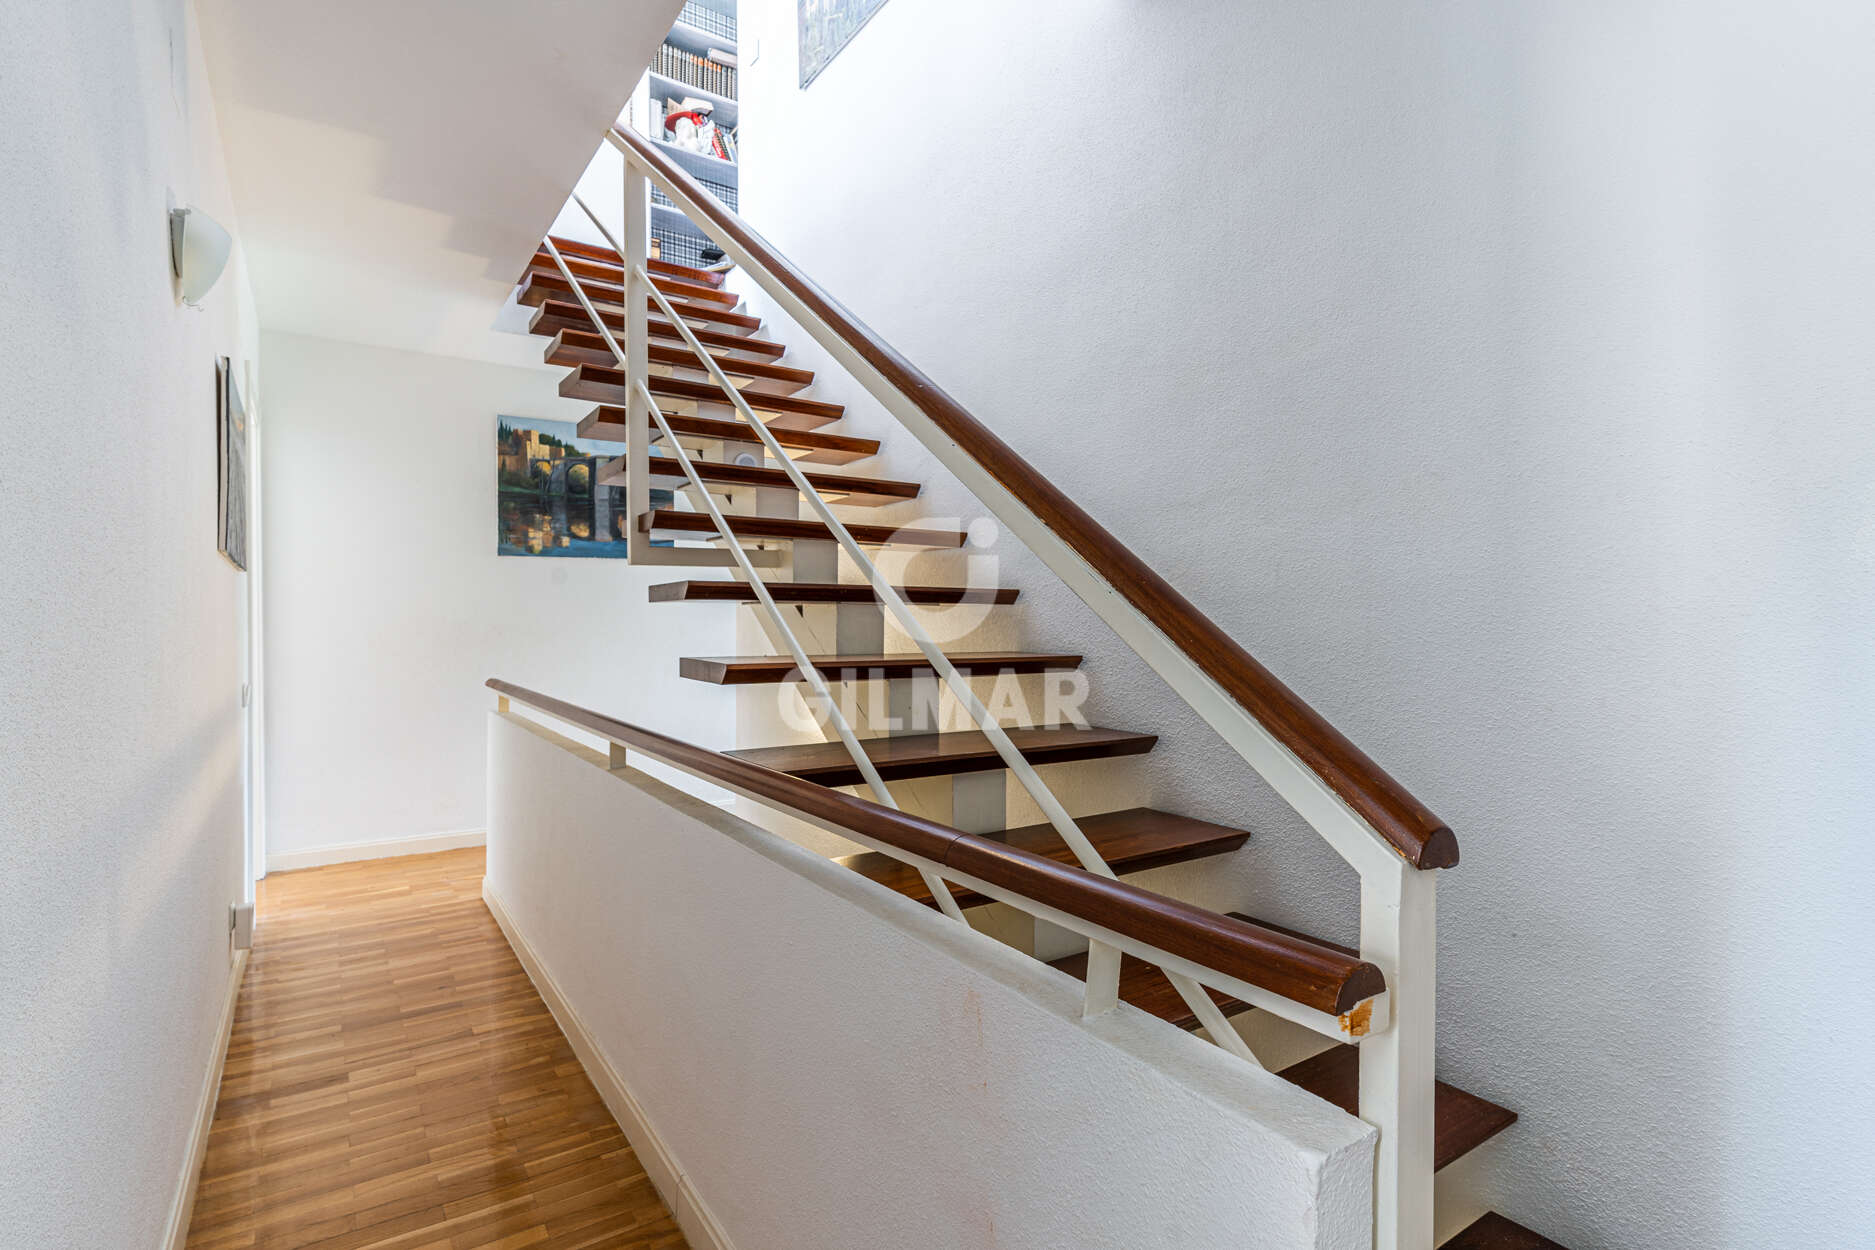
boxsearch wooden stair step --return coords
[728,725,1157,788]
[519,272,763,333]
[531,300,785,359]
[1275,1046,1518,1172]
[680,651,1081,685]
[640,509,965,549]
[649,254,720,286]
[579,407,877,466]
[547,330,815,393]
[650,581,1020,606]
[646,371,843,425]
[649,271,733,306]
[1049,912,1371,1028]
[528,251,736,307]
[548,235,725,288]
[1441,1213,1568,1249]
[562,365,843,431]
[641,458,919,507]
[840,808,1247,910]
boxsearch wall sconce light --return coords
[169,205,233,307]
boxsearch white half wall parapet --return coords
[484,709,1374,1250]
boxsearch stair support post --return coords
[1360,862,1436,1250]
[622,159,653,563]
[952,769,1036,954]
[791,537,842,735]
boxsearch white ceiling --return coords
[196,0,680,366]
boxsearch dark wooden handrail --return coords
[609,125,1457,871]
[488,679,1384,1016]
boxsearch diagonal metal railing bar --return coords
[539,237,967,923]
[568,192,1124,881]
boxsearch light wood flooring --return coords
[184,847,687,1250]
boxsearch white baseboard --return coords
[482,879,736,1250]
[161,946,248,1250]
[266,828,485,873]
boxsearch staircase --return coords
[495,123,1570,1250]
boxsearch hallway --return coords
[185,848,687,1250]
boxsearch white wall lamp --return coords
[169,205,232,307]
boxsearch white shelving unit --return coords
[648,71,737,129]
[634,0,738,269]
[646,136,737,184]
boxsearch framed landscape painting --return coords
[496,415,669,557]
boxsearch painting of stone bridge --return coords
[496,415,667,558]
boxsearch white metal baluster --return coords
[539,239,966,923]
[1167,972,1262,1067]
[621,163,653,562]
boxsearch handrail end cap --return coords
[1414,825,1459,870]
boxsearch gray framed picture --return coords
[216,356,248,571]
[799,0,891,87]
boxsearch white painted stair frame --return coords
[549,217,1259,1060]
[604,129,1440,1250]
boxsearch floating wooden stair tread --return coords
[728,726,1157,787]
[650,581,1020,606]
[646,372,843,423]
[647,272,732,306]
[520,273,763,332]
[1441,1213,1568,1249]
[840,808,1246,910]
[648,255,720,286]
[547,235,724,288]
[527,252,735,307]
[531,300,786,359]
[1050,910,1379,1022]
[680,652,1081,685]
[519,271,758,330]
[1276,1046,1517,1172]
[580,407,878,466]
[642,458,919,507]
[640,509,965,549]
[547,330,815,392]
[561,365,844,430]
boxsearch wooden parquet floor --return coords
[185,847,687,1250]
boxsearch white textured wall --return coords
[733,1,1875,1245]
[485,711,1373,1250]
[261,331,734,859]
[0,1,259,1243]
